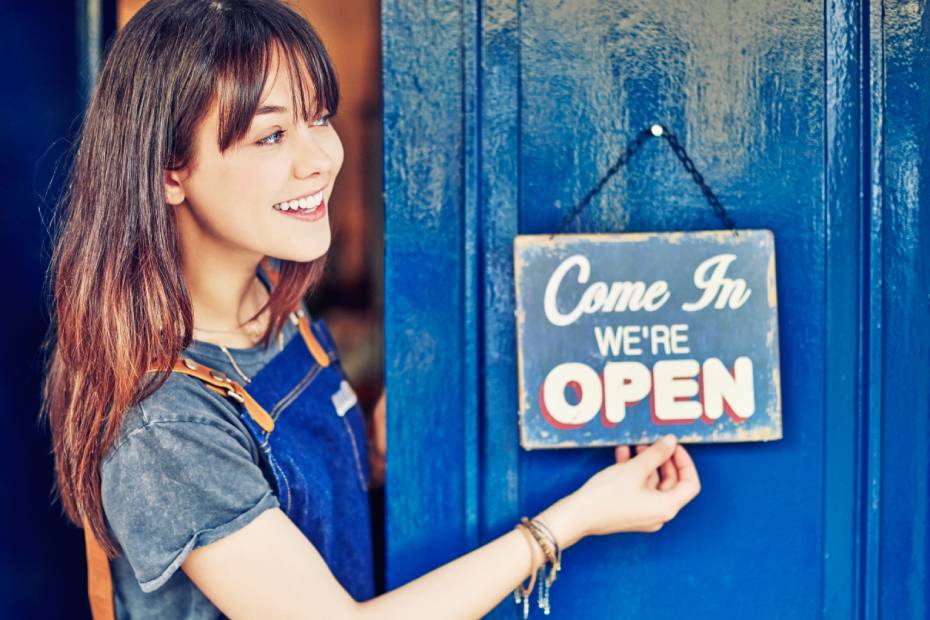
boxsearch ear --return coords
[163,168,187,206]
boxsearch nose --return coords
[292,125,334,181]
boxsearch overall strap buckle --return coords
[173,358,275,433]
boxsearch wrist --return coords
[515,522,546,571]
[535,491,587,550]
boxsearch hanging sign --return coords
[514,229,782,448]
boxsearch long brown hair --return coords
[42,0,340,556]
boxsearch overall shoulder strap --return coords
[291,309,331,368]
[83,519,114,620]
[259,256,280,288]
[170,357,275,433]
[260,257,331,369]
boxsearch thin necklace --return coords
[190,276,280,384]
[192,277,268,344]
[213,314,285,384]
[192,319,264,344]
[219,345,252,384]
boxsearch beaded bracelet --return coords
[513,517,563,617]
[523,517,561,613]
[512,523,539,618]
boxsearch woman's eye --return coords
[311,114,332,128]
[257,129,285,146]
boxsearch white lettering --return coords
[536,357,757,429]
[603,362,651,423]
[594,326,623,357]
[544,254,672,327]
[650,324,671,355]
[670,324,690,354]
[652,360,702,421]
[702,357,755,420]
[544,255,590,327]
[623,326,643,355]
[681,254,752,312]
[541,362,603,426]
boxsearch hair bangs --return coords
[212,8,339,153]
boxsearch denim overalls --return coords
[84,266,375,619]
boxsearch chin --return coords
[260,217,332,263]
[275,238,331,263]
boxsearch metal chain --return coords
[556,127,653,232]
[659,128,735,230]
[557,124,735,232]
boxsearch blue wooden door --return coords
[383,1,929,618]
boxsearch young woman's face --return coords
[168,49,343,264]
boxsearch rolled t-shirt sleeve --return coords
[101,411,279,593]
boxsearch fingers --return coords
[669,445,700,497]
[632,435,677,472]
[637,445,701,532]
[656,446,701,515]
[626,438,695,501]
[658,456,678,491]
[635,445,660,489]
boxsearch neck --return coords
[186,257,265,327]
[177,212,268,346]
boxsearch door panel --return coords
[383,1,928,617]
[509,1,823,617]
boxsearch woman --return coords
[42,0,701,617]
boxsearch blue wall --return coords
[383,1,929,618]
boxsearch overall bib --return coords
[83,269,375,618]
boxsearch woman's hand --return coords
[579,435,700,537]
[540,435,700,548]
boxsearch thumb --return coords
[633,434,677,472]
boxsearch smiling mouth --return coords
[272,190,324,213]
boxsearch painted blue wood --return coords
[497,2,826,616]
[823,0,865,618]
[383,0,929,617]
[462,0,483,553]
[864,2,884,618]
[382,0,472,588]
[876,2,930,617]
[478,0,526,602]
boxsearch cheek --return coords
[223,155,289,202]
[187,158,283,223]
[324,131,345,177]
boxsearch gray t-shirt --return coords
[100,318,300,618]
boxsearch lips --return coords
[272,189,324,213]
[274,198,327,222]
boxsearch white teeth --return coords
[273,192,324,212]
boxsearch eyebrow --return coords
[254,104,289,116]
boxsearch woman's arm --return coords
[182,436,700,620]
